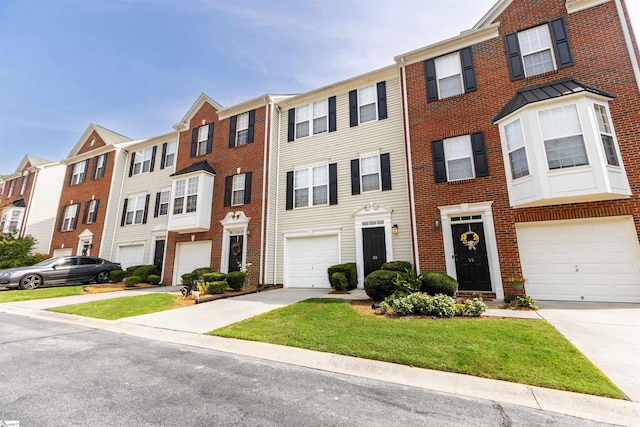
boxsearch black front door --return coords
[154,240,165,274]
[452,223,491,291]
[363,227,386,277]
[228,235,243,272]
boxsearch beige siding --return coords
[263,104,282,285]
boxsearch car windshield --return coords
[34,258,62,267]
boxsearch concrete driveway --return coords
[536,301,640,402]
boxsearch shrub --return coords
[381,261,412,273]
[192,267,215,278]
[327,263,357,290]
[110,269,127,283]
[381,292,457,317]
[518,296,536,308]
[131,265,159,282]
[330,272,348,291]
[0,232,37,268]
[393,271,421,296]
[203,272,226,282]
[124,276,141,287]
[226,271,246,291]
[461,298,487,317]
[181,272,198,286]
[418,272,458,297]
[364,270,403,301]
[197,282,207,295]
[503,295,518,304]
[33,252,50,263]
[207,281,227,294]
[125,265,143,276]
[147,274,161,285]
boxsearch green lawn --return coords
[210,298,623,399]
[48,293,180,320]
[0,286,84,302]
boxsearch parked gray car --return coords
[0,256,122,290]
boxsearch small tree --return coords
[0,231,38,268]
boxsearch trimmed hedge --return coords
[124,276,141,287]
[327,263,357,290]
[181,272,198,286]
[381,261,412,273]
[147,274,161,285]
[131,265,159,282]
[330,272,348,291]
[192,267,215,278]
[226,271,246,291]
[364,270,406,301]
[125,265,143,276]
[418,272,459,297]
[110,269,127,283]
[207,281,227,294]
[203,272,226,282]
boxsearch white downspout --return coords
[259,96,271,286]
[272,102,282,286]
[399,57,421,274]
[109,148,128,261]
[614,0,640,94]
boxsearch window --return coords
[71,161,87,185]
[232,174,246,206]
[197,125,208,156]
[229,111,255,147]
[349,82,387,127]
[7,180,15,197]
[156,190,170,216]
[594,104,619,167]
[294,100,328,139]
[313,100,328,134]
[125,195,147,225]
[432,133,488,183]
[435,52,463,98]
[224,172,252,207]
[518,25,555,77]
[93,154,107,179]
[360,156,381,192]
[173,177,198,214]
[132,147,154,175]
[539,104,588,170]
[236,112,250,146]
[191,123,213,156]
[350,154,392,195]
[9,210,21,231]
[19,172,29,195]
[444,136,474,181]
[425,47,477,102]
[62,204,78,231]
[504,119,529,179]
[358,85,377,123]
[295,105,310,138]
[293,165,328,208]
[86,199,98,224]
[162,141,176,169]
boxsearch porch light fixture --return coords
[392,224,399,235]
[434,218,441,230]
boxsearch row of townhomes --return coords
[2,0,639,302]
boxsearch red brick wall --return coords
[2,161,36,237]
[163,101,269,285]
[404,0,640,292]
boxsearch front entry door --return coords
[452,223,491,291]
[363,227,386,277]
[153,240,165,274]
[228,235,243,272]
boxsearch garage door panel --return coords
[286,235,339,288]
[174,241,212,286]
[118,245,144,270]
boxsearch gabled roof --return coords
[14,155,53,173]
[66,124,132,159]
[171,160,216,177]
[473,0,512,29]
[173,94,225,131]
[492,78,616,123]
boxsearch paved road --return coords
[0,313,610,427]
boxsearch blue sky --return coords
[0,0,638,174]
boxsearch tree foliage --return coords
[0,231,38,268]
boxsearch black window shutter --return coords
[66,166,73,186]
[505,32,525,80]
[81,160,89,183]
[57,206,65,231]
[349,90,358,127]
[471,132,489,177]
[350,159,361,195]
[247,110,255,143]
[206,123,214,154]
[160,143,167,169]
[329,163,338,205]
[224,176,233,207]
[424,59,439,102]
[120,199,128,227]
[150,146,157,172]
[432,140,447,183]
[244,172,252,204]
[549,18,574,69]
[287,109,295,142]
[380,153,392,191]
[91,156,98,180]
[285,171,294,210]
[190,128,198,157]
[377,81,387,120]
[328,96,337,132]
[71,203,80,230]
[460,47,478,93]
[228,115,237,148]
[128,152,136,177]
[100,153,108,178]
[154,192,161,217]
[142,194,150,224]
[82,201,89,224]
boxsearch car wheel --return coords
[20,274,43,290]
[96,271,111,284]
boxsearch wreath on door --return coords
[460,231,480,250]
[232,242,242,256]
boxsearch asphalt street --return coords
[0,313,611,426]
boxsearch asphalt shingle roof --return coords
[171,160,216,177]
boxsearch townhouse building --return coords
[266,66,413,288]
[397,0,640,301]
[0,155,66,253]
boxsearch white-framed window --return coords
[19,171,29,195]
[197,125,208,156]
[594,104,619,167]
[62,204,78,231]
[125,195,146,225]
[236,113,249,146]
[295,99,329,139]
[164,141,176,168]
[9,210,21,231]
[444,135,475,181]
[504,119,529,179]
[7,180,15,197]
[71,161,86,185]
[294,165,328,208]
[313,100,328,134]
[173,177,199,214]
[539,104,588,170]
[435,52,463,99]
[87,199,98,224]
[232,174,246,206]
[358,84,377,123]
[95,154,106,178]
[158,190,170,216]
[360,155,381,192]
[518,25,555,77]
[295,105,310,138]
[133,147,153,175]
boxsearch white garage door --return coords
[285,235,339,288]
[118,245,145,270]
[52,248,72,258]
[516,217,640,302]
[174,241,212,286]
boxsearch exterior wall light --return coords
[392,224,399,235]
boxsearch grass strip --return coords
[48,293,180,320]
[0,286,84,302]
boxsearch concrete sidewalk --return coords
[1,287,639,426]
